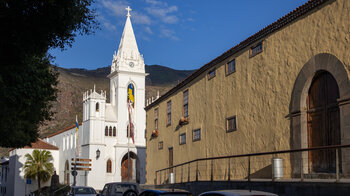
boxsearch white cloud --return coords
[132,12,152,25]
[187,18,195,22]
[144,26,153,34]
[145,4,179,24]
[101,0,127,17]
[145,0,165,6]
[100,0,152,25]
[160,28,179,40]
[98,15,117,32]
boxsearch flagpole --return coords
[73,115,78,187]
[127,101,130,182]
[128,123,130,182]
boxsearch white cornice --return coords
[108,70,149,78]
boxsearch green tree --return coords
[0,0,98,147]
[23,150,54,193]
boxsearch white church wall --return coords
[47,127,82,185]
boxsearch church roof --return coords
[145,0,331,111]
[46,123,82,138]
[22,139,59,150]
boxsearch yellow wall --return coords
[145,0,350,184]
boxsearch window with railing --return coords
[167,101,171,125]
[154,108,159,130]
[183,90,189,118]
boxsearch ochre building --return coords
[145,0,350,184]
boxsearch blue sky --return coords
[50,0,309,70]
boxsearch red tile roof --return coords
[46,123,82,138]
[23,139,59,150]
[145,0,332,110]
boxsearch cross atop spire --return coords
[126,6,132,17]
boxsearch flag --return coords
[75,115,79,157]
[128,100,135,144]
[128,84,135,107]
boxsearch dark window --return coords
[183,90,189,117]
[154,108,159,130]
[96,102,99,112]
[226,59,236,75]
[105,126,108,136]
[106,159,112,173]
[208,69,216,80]
[167,101,171,125]
[179,133,186,145]
[109,126,112,136]
[250,42,263,57]
[193,128,201,141]
[158,141,163,150]
[226,116,237,132]
[113,127,116,137]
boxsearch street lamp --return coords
[96,149,100,159]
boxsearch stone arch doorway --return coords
[64,160,70,185]
[307,71,340,173]
[121,152,140,183]
[289,53,350,175]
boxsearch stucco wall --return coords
[145,0,350,184]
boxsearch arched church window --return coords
[105,126,108,136]
[64,160,69,184]
[109,126,112,136]
[96,102,99,112]
[113,127,116,137]
[106,159,112,173]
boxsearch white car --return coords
[198,190,278,196]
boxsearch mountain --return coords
[38,65,195,137]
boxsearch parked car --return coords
[139,189,192,196]
[67,186,97,196]
[198,190,278,196]
[98,182,139,196]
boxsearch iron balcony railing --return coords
[155,144,350,185]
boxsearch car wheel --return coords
[123,190,138,196]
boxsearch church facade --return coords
[44,7,147,190]
[144,0,350,184]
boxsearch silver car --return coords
[68,186,97,196]
[198,190,278,196]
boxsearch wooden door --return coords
[169,147,173,172]
[307,72,340,173]
[121,158,133,181]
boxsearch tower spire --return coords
[110,6,144,74]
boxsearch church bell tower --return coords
[108,6,147,146]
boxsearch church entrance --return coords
[307,71,340,173]
[121,152,139,182]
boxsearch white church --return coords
[0,7,147,195]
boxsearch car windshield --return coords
[74,187,96,194]
[114,184,137,192]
